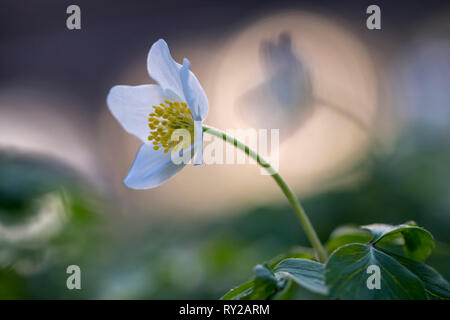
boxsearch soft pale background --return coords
[1,0,449,299]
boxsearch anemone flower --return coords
[107,39,208,189]
[107,39,327,262]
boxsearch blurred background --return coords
[1,0,449,299]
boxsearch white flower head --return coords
[107,39,208,189]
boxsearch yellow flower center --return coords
[147,100,194,153]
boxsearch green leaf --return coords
[273,258,329,296]
[388,251,450,299]
[326,243,427,299]
[271,278,294,300]
[222,258,328,300]
[326,225,372,254]
[329,225,369,239]
[240,265,278,300]
[268,247,315,268]
[220,280,254,300]
[362,222,434,262]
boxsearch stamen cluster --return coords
[148,101,194,153]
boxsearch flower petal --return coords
[193,120,203,165]
[147,39,184,99]
[124,143,187,189]
[180,58,209,121]
[107,84,175,143]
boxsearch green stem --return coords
[203,125,328,263]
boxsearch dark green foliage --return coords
[222,222,450,300]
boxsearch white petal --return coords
[180,58,209,121]
[124,143,187,189]
[107,84,173,143]
[147,39,184,99]
[193,120,203,165]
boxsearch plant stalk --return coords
[203,125,328,263]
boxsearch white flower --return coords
[107,39,208,189]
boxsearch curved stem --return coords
[203,125,328,263]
